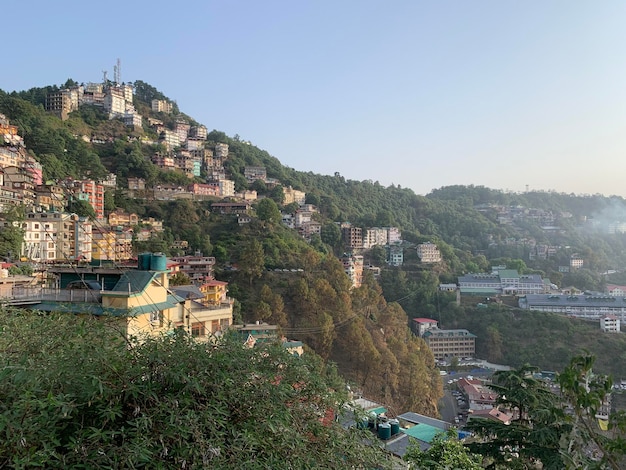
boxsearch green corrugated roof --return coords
[128,295,184,315]
[28,302,128,316]
[109,270,155,293]
[401,424,442,443]
[498,269,519,279]
[369,407,387,415]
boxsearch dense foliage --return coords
[0,310,391,469]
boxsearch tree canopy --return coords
[0,310,391,469]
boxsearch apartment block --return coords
[416,242,442,263]
[22,212,92,262]
[341,223,362,249]
[151,99,173,113]
[422,328,476,360]
[283,186,306,205]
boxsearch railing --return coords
[8,287,102,304]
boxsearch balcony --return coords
[9,286,102,304]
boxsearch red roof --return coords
[413,318,438,323]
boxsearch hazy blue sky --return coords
[4,1,626,197]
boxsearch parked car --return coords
[66,280,101,290]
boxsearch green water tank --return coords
[150,253,167,271]
[378,422,391,440]
[389,419,400,436]
[138,253,151,270]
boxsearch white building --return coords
[417,242,442,263]
[601,315,620,333]
[219,179,235,197]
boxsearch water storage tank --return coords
[150,253,167,271]
[389,419,400,436]
[368,412,378,429]
[378,422,391,440]
[138,253,151,270]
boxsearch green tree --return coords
[320,222,341,249]
[256,198,281,224]
[238,239,265,285]
[0,310,391,469]
[404,429,482,469]
[169,271,191,286]
[67,198,96,219]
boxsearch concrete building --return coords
[283,186,306,205]
[151,99,173,113]
[411,317,439,337]
[169,254,216,284]
[21,212,92,262]
[341,223,362,249]
[600,315,620,333]
[458,269,546,296]
[422,328,476,360]
[388,244,403,266]
[416,242,442,263]
[519,294,626,321]
[341,253,364,289]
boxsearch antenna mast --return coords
[114,58,121,85]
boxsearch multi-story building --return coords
[341,223,362,249]
[570,254,584,270]
[219,179,235,197]
[422,328,476,360]
[127,177,146,191]
[152,153,175,169]
[388,244,403,266]
[410,317,439,337]
[91,226,117,261]
[151,99,173,114]
[103,87,126,118]
[416,242,442,263]
[108,209,139,227]
[283,186,306,205]
[186,137,205,151]
[458,269,546,296]
[77,180,105,220]
[341,254,364,289]
[169,254,216,284]
[294,210,312,228]
[175,120,190,143]
[362,227,387,249]
[300,221,322,240]
[45,87,82,120]
[0,147,22,169]
[214,143,229,161]
[21,212,92,262]
[113,227,134,261]
[607,284,626,296]
[199,279,229,306]
[35,183,66,212]
[159,130,180,150]
[188,183,220,198]
[123,111,142,129]
[601,315,620,333]
[244,166,267,183]
[189,125,208,139]
[3,166,35,208]
[519,294,626,321]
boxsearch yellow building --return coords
[92,227,117,260]
[199,279,229,305]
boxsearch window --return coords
[150,311,161,324]
[191,322,206,337]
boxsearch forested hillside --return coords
[4,79,626,409]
